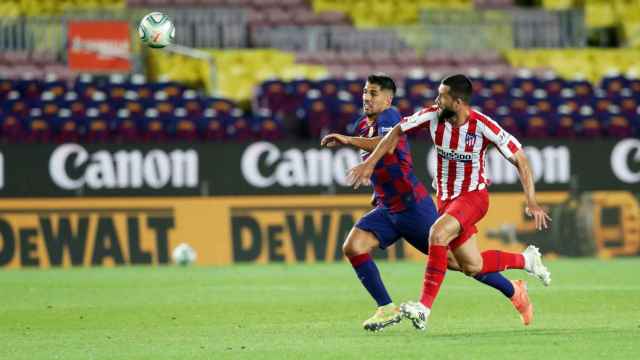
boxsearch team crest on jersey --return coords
[465,133,477,147]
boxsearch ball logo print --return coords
[138,12,175,48]
[465,133,476,147]
[171,243,196,266]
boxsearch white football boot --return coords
[523,245,552,286]
[399,301,430,331]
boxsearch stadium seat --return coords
[255,110,286,141]
[497,114,522,138]
[172,116,199,142]
[555,113,576,138]
[227,118,254,142]
[113,109,139,142]
[524,115,551,138]
[606,114,634,138]
[198,109,227,141]
[0,113,26,142]
[580,113,602,138]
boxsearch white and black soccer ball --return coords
[171,243,197,266]
[138,12,175,49]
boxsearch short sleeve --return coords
[376,108,401,136]
[479,116,522,159]
[400,106,438,133]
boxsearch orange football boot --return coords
[510,280,533,326]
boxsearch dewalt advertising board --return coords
[1,191,638,268]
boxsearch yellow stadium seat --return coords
[0,2,21,18]
[312,0,470,28]
[585,2,617,28]
[11,0,124,16]
[542,0,576,10]
[149,49,328,101]
[505,49,640,84]
[623,21,640,47]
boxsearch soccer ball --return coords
[171,243,197,266]
[138,12,175,49]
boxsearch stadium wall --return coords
[0,191,638,269]
[0,138,638,268]
[0,139,638,197]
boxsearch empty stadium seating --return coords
[0,1,638,142]
[0,74,290,143]
[254,70,640,139]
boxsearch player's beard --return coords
[438,107,456,121]
[364,104,382,118]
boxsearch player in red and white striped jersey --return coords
[400,103,522,201]
[348,74,552,331]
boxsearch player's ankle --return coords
[379,302,396,310]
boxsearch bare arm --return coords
[509,149,551,230]
[362,125,402,166]
[320,133,382,152]
[346,136,382,152]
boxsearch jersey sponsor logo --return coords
[49,144,199,190]
[379,126,393,135]
[427,145,571,185]
[436,147,474,162]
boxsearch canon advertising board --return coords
[0,140,637,197]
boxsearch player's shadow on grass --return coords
[372,327,630,339]
[424,327,627,339]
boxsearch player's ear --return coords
[386,93,393,107]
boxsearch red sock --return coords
[347,253,371,267]
[419,244,448,309]
[480,250,525,273]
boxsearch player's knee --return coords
[429,227,451,246]
[461,262,482,276]
[342,238,372,257]
[342,241,358,257]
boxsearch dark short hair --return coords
[442,74,473,103]
[367,73,396,96]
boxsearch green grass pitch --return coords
[2,259,639,359]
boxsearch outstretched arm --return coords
[346,125,403,189]
[320,133,382,152]
[365,124,402,165]
[509,150,551,230]
[345,106,436,189]
[479,115,551,231]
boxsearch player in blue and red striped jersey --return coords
[321,74,534,332]
[322,74,436,331]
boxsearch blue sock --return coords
[348,253,392,307]
[474,272,515,298]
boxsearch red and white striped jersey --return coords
[400,106,522,201]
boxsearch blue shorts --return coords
[355,197,438,255]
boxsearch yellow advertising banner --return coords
[0,192,637,268]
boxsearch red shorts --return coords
[437,189,489,250]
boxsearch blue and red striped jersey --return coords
[357,108,429,213]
